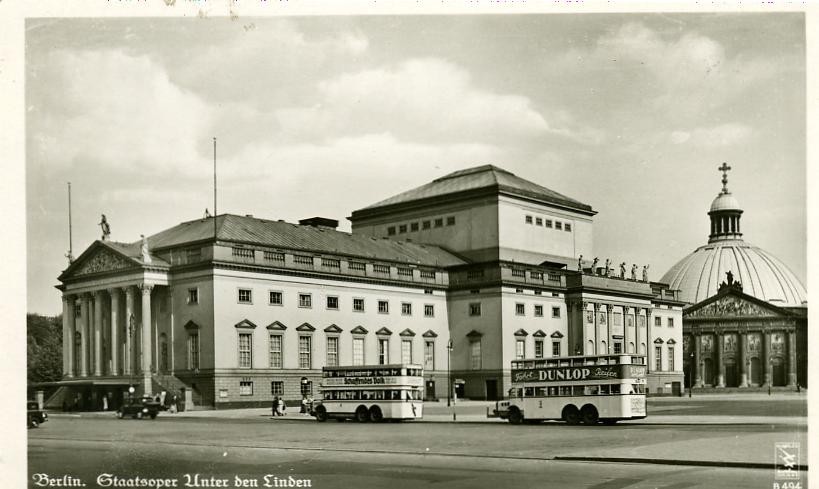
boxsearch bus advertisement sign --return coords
[323,377,425,387]
[511,364,646,383]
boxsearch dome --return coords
[661,239,807,306]
[709,192,741,212]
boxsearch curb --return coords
[553,456,808,471]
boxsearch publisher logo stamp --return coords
[774,442,800,480]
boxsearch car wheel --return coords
[508,408,524,425]
[355,406,370,423]
[29,418,39,429]
[315,405,328,423]
[369,406,384,423]
[562,405,581,425]
[116,411,124,419]
[581,405,599,425]
[150,413,157,419]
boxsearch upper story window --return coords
[534,339,544,359]
[424,289,434,295]
[545,219,553,228]
[378,300,389,314]
[534,305,543,317]
[446,216,456,226]
[552,306,561,318]
[238,289,252,304]
[469,303,482,317]
[668,346,675,371]
[410,222,419,232]
[434,218,443,228]
[422,220,431,230]
[269,334,282,368]
[511,269,526,278]
[668,317,675,327]
[424,304,435,317]
[298,293,312,308]
[516,303,525,316]
[269,291,283,306]
[399,224,407,234]
[654,316,662,327]
[238,333,252,368]
[470,340,482,370]
[387,226,396,236]
[565,223,572,232]
[353,298,365,312]
[555,221,563,231]
[326,337,339,367]
[535,217,543,226]
[352,337,365,366]
[187,288,199,305]
[299,336,312,369]
[655,346,663,371]
[552,341,561,357]
[525,215,533,224]
[530,271,543,280]
[515,339,525,360]
[326,296,339,310]
[401,302,412,316]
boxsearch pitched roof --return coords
[353,165,594,216]
[141,214,466,268]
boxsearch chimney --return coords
[298,217,339,230]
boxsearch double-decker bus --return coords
[488,354,647,425]
[312,364,424,422]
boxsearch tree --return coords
[27,313,63,384]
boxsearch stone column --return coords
[123,286,135,376]
[694,333,702,387]
[61,296,71,378]
[592,303,600,355]
[66,296,76,378]
[645,309,652,372]
[787,330,797,388]
[109,288,120,375]
[140,283,154,395]
[93,291,104,376]
[634,308,641,357]
[605,305,612,353]
[716,333,725,388]
[764,331,773,386]
[739,333,748,387]
[79,294,90,377]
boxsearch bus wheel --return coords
[580,405,599,425]
[355,406,370,423]
[369,406,384,423]
[562,405,580,425]
[315,405,328,422]
[508,408,524,425]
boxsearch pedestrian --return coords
[301,395,308,414]
[170,395,178,414]
[272,396,279,417]
[278,397,286,416]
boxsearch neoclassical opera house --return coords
[661,166,807,389]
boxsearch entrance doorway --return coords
[724,362,738,387]
[772,358,786,386]
[702,358,714,386]
[749,358,762,386]
[485,379,499,401]
[425,380,436,401]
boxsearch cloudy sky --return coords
[26,13,806,315]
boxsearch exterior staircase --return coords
[43,386,70,410]
[151,373,196,410]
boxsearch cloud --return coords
[669,123,753,147]
[30,49,213,176]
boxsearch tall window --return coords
[299,293,312,308]
[534,305,543,317]
[424,304,435,317]
[470,340,481,370]
[668,346,675,371]
[269,334,282,368]
[552,341,561,357]
[551,307,560,318]
[668,317,675,327]
[188,333,199,369]
[352,338,365,366]
[534,339,544,359]
[326,337,339,367]
[238,333,252,368]
[515,339,525,360]
[613,342,622,354]
[469,303,482,317]
[515,303,525,316]
[401,339,413,364]
[424,341,434,370]
[378,300,389,314]
[187,288,199,305]
[654,316,662,326]
[401,303,412,316]
[299,336,312,369]
[655,346,663,371]
[378,338,389,364]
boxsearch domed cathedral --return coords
[661,163,807,390]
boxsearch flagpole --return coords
[213,137,217,239]
[67,182,73,261]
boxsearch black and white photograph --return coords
[4,2,814,488]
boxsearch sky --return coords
[25,12,807,315]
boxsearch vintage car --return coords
[116,396,161,419]
[27,401,48,428]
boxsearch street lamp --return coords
[446,340,453,408]
[688,352,694,397]
[128,314,136,398]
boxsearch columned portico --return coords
[80,294,90,377]
[109,288,120,375]
[93,290,104,376]
[62,296,73,378]
[764,331,773,386]
[140,283,154,395]
[739,332,749,387]
[716,333,725,387]
[694,333,702,387]
[124,286,135,376]
[787,331,797,387]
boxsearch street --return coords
[27,396,806,489]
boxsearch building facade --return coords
[55,165,684,410]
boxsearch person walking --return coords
[272,396,279,417]
[277,397,286,416]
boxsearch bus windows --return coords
[610,384,621,394]
[536,387,548,397]
[548,386,558,397]
[572,386,584,396]
[583,385,595,396]
[524,387,535,397]
[599,385,610,395]
[559,386,572,396]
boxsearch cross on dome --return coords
[718,162,732,194]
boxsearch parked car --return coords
[27,401,48,428]
[116,396,161,420]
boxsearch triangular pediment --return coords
[422,330,438,338]
[550,331,564,339]
[60,241,141,279]
[685,288,788,319]
[399,328,416,337]
[324,324,343,333]
[376,327,393,336]
[350,326,368,335]
[514,329,528,337]
[183,320,201,330]
[266,321,287,331]
[532,330,547,338]
[235,319,257,329]
[296,322,316,332]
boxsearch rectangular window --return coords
[410,222,419,232]
[422,220,431,230]
[373,264,390,274]
[238,333,252,368]
[401,302,412,316]
[269,291,283,306]
[555,221,563,230]
[326,296,339,310]
[654,316,662,326]
[188,333,199,370]
[469,302,482,317]
[352,337,365,366]
[446,216,456,226]
[187,288,199,305]
[378,338,389,365]
[271,381,283,396]
[298,293,312,308]
[470,340,482,370]
[293,255,314,266]
[378,300,389,314]
[552,307,561,318]
[299,336,312,369]
[534,339,544,359]
[387,226,396,236]
[516,303,525,316]
[668,317,675,327]
[515,339,525,360]
[232,247,254,260]
[655,346,663,371]
[424,304,435,317]
[534,305,543,317]
[353,298,365,312]
[434,218,444,228]
[239,381,253,396]
[535,217,543,226]
[613,342,622,354]
[668,346,675,371]
[525,215,533,224]
[399,224,407,233]
[552,341,561,357]
[424,341,435,370]
[565,223,572,232]
[401,339,413,364]
[269,334,282,368]
[238,289,252,304]
[263,251,285,263]
[348,261,366,271]
[326,337,339,367]
[545,219,553,228]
